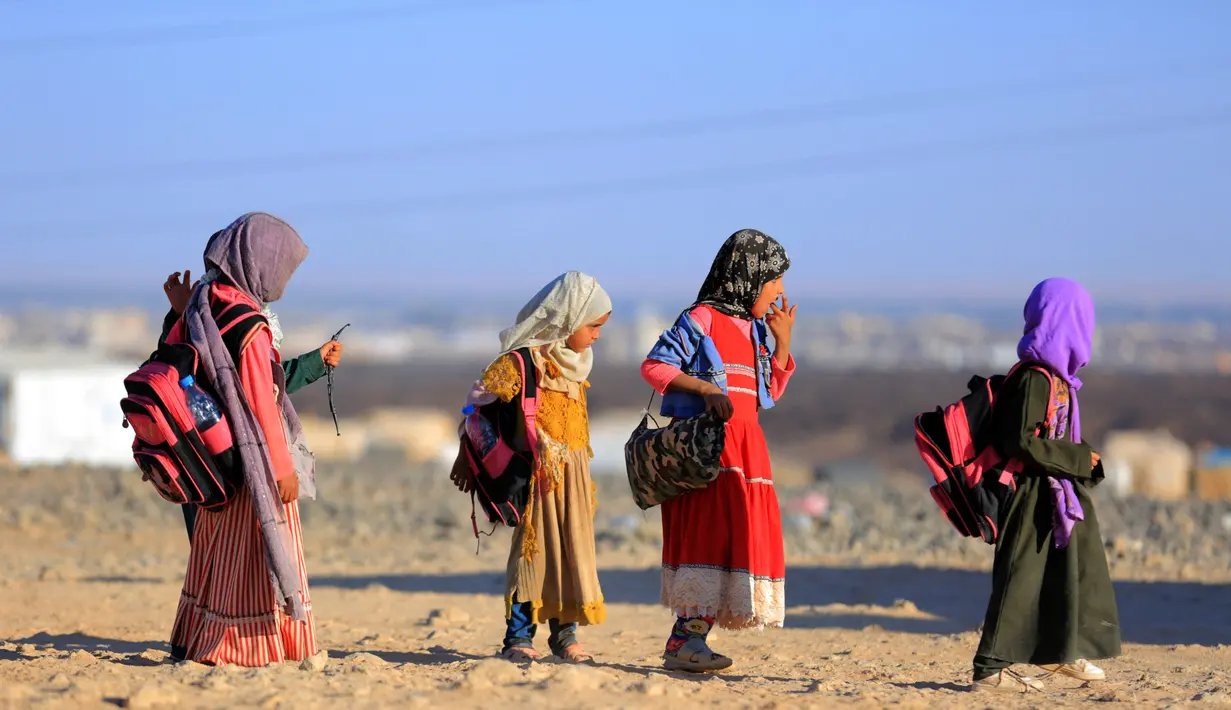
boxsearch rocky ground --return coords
[2,460,1229,709]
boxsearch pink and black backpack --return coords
[462,347,540,531]
[120,297,267,509]
[914,362,1056,544]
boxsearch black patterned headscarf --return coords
[693,229,791,320]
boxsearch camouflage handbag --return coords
[623,393,727,510]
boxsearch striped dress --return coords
[169,488,315,665]
[168,319,316,666]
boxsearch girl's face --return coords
[567,312,611,351]
[750,277,785,319]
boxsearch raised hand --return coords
[765,294,797,345]
[163,270,199,315]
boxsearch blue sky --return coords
[2,1,1229,307]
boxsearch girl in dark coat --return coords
[972,277,1122,693]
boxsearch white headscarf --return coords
[497,271,612,383]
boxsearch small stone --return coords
[1091,687,1135,703]
[68,649,97,665]
[892,599,919,613]
[139,649,168,664]
[123,682,180,708]
[635,678,670,696]
[201,670,232,691]
[542,664,617,691]
[169,660,208,679]
[461,658,524,689]
[344,652,386,667]
[38,563,80,582]
[299,650,329,672]
[17,643,35,654]
[426,608,471,627]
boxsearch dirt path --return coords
[3,552,1229,709]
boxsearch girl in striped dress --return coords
[167,213,318,666]
[640,229,796,672]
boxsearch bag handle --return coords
[640,389,661,429]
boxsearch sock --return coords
[665,615,715,653]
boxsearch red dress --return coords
[659,308,787,630]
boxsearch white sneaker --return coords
[1037,659,1105,682]
[971,668,1045,693]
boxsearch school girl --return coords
[972,277,1121,692]
[452,271,611,663]
[165,212,319,665]
[640,229,796,672]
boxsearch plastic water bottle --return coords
[180,375,223,432]
[461,404,498,458]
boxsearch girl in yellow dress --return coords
[453,271,612,663]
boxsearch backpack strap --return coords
[511,348,540,459]
[209,295,269,366]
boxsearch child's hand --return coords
[163,270,198,315]
[319,341,344,368]
[450,441,476,493]
[277,475,299,503]
[703,385,735,421]
[1091,451,1101,467]
[766,294,797,345]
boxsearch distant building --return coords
[0,349,135,468]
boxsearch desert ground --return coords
[2,457,1229,710]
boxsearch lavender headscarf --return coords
[1016,277,1095,549]
[183,212,313,620]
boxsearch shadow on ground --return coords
[327,646,485,665]
[310,565,1231,646]
[1,632,169,666]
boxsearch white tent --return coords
[0,349,135,468]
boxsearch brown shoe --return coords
[971,668,1045,693]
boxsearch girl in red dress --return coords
[641,229,796,672]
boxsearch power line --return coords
[6,105,1228,236]
[0,0,564,54]
[2,58,1228,192]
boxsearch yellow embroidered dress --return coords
[480,349,607,626]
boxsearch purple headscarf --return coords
[1016,277,1095,549]
[184,212,313,620]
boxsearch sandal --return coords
[499,646,542,663]
[971,668,1045,693]
[1037,659,1105,682]
[662,636,733,673]
[556,644,595,665]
